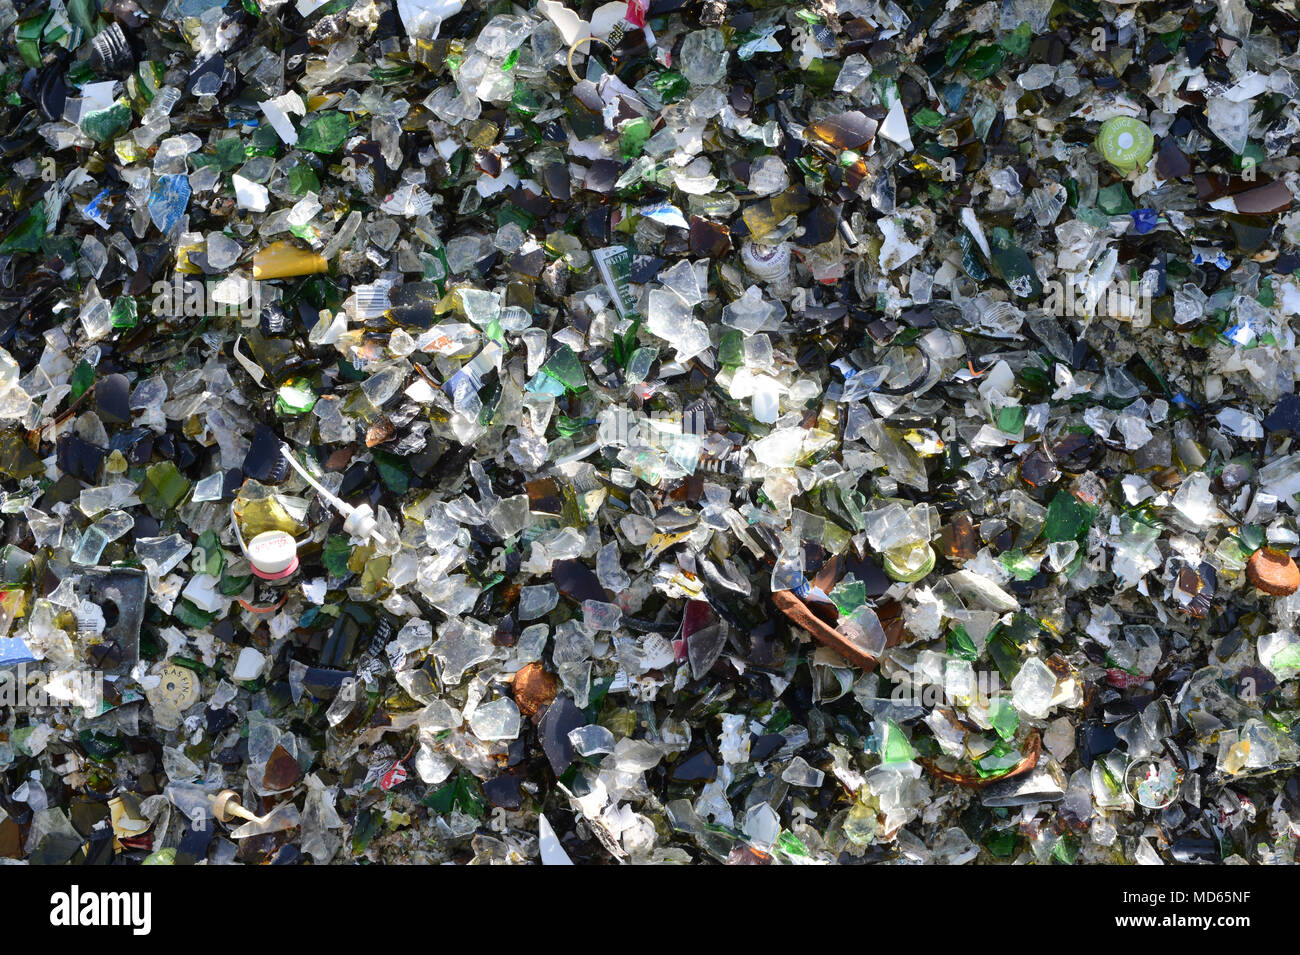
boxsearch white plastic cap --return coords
[246,530,299,578]
[343,503,378,541]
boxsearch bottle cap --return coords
[1096,117,1154,172]
[156,664,200,710]
[246,530,300,579]
[741,240,792,281]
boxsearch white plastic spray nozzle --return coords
[279,445,382,544]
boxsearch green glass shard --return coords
[0,429,45,480]
[541,344,587,393]
[1096,182,1135,215]
[138,461,191,517]
[992,245,1043,299]
[289,164,321,195]
[983,827,1018,858]
[829,577,866,615]
[1,201,46,254]
[195,530,225,577]
[70,360,95,401]
[975,740,1022,776]
[879,719,915,764]
[297,112,352,153]
[371,449,411,494]
[247,124,281,157]
[67,0,96,34]
[964,45,1006,79]
[110,297,138,329]
[945,34,974,67]
[275,377,317,416]
[82,102,132,144]
[776,830,809,857]
[16,12,53,69]
[996,404,1026,435]
[913,108,944,129]
[989,697,1020,741]
[948,623,978,661]
[999,22,1032,56]
[618,116,653,160]
[214,136,246,170]
[803,58,840,93]
[1044,490,1096,542]
[322,534,352,577]
[652,70,690,102]
[509,84,540,116]
[988,630,1021,683]
[1051,835,1078,865]
[718,329,744,367]
[998,549,1038,581]
[171,598,217,628]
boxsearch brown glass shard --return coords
[806,110,878,150]
[939,513,978,561]
[1194,172,1228,201]
[1231,179,1293,215]
[772,589,877,669]
[262,744,302,791]
[526,477,563,514]
[1155,139,1191,179]
[689,215,731,258]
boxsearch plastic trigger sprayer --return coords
[278,444,389,546]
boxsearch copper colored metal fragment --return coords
[771,589,879,670]
[366,415,395,447]
[919,730,1042,790]
[1246,548,1300,596]
[511,662,559,718]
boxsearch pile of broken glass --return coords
[0,0,1298,865]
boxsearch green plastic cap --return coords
[1096,117,1154,172]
